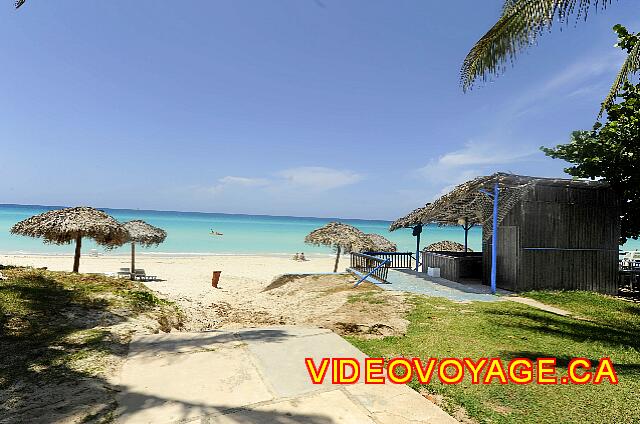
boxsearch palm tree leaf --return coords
[15,0,26,9]
[601,41,640,115]
[461,0,613,92]
[502,0,521,14]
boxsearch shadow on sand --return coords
[0,272,336,423]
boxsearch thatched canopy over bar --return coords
[388,205,431,232]
[366,233,397,252]
[123,220,167,247]
[11,206,127,247]
[390,173,608,240]
[305,222,375,253]
[390,172,618,294]
[425,241,472,252]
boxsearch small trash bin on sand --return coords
[211,271,222,288]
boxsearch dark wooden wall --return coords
[483,184,619,294]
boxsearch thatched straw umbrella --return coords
[10,206,128,272]
[425,240,473,252]
[305,222,376,272]
[366,233,397,252]
[123,220,167,280]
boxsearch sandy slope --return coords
[1,254,411,423]
[1,253,409,335]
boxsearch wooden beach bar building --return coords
[391,173,620,294]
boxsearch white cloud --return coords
[412,138,546,201]
[217,176,270,187]
[510,50,624,117]
[397,51,619,210]
[438,140,532,168]
[276,166,363,191]
[205,166,363,197]
[417,139,537,185]
[208,175,270,195]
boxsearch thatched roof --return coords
[388,205,431,232]
[366,233,397,252]
[305,222,376,253]
[390,173,609,239]
[123,220,167,247]
[10,206,128,247]
[425,241,473,252]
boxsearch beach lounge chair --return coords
[117,267,131,278]
[133,269,157,281]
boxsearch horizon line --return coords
[0,202,398,224]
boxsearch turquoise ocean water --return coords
[1,204,638,256]
[0,204,482,256]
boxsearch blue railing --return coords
[350,252,391,287]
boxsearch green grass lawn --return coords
[0,266,184,422]
[347,291,640,424]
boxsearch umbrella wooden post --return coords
[334,246,341,273]
[464,225,469,253]
[73,235,82,273]
[130,242,136,281]
[460,218,473,256]
[412,224,423,272]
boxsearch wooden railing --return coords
[363,252,414,269]
[422,251,483,282]
[350,252,391,283]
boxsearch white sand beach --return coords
[1,253,406,333]
[0,253,413,423]
[1,253,339,283]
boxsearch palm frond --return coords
[600,41,640,115]
[461,0,613,92]
[15,0,26,9]
[502,0,521,15]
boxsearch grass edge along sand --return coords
[347,290,639,424]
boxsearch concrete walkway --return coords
[377,271,573,316]
[379,269,511,302]
[506,296,572,316]
[112,326,456,424]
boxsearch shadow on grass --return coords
[484,308,640,350]
[498,351,640,376]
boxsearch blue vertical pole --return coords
[490,183,499,295]
[415,231,420,272]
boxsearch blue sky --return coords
[0,1,637,220]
